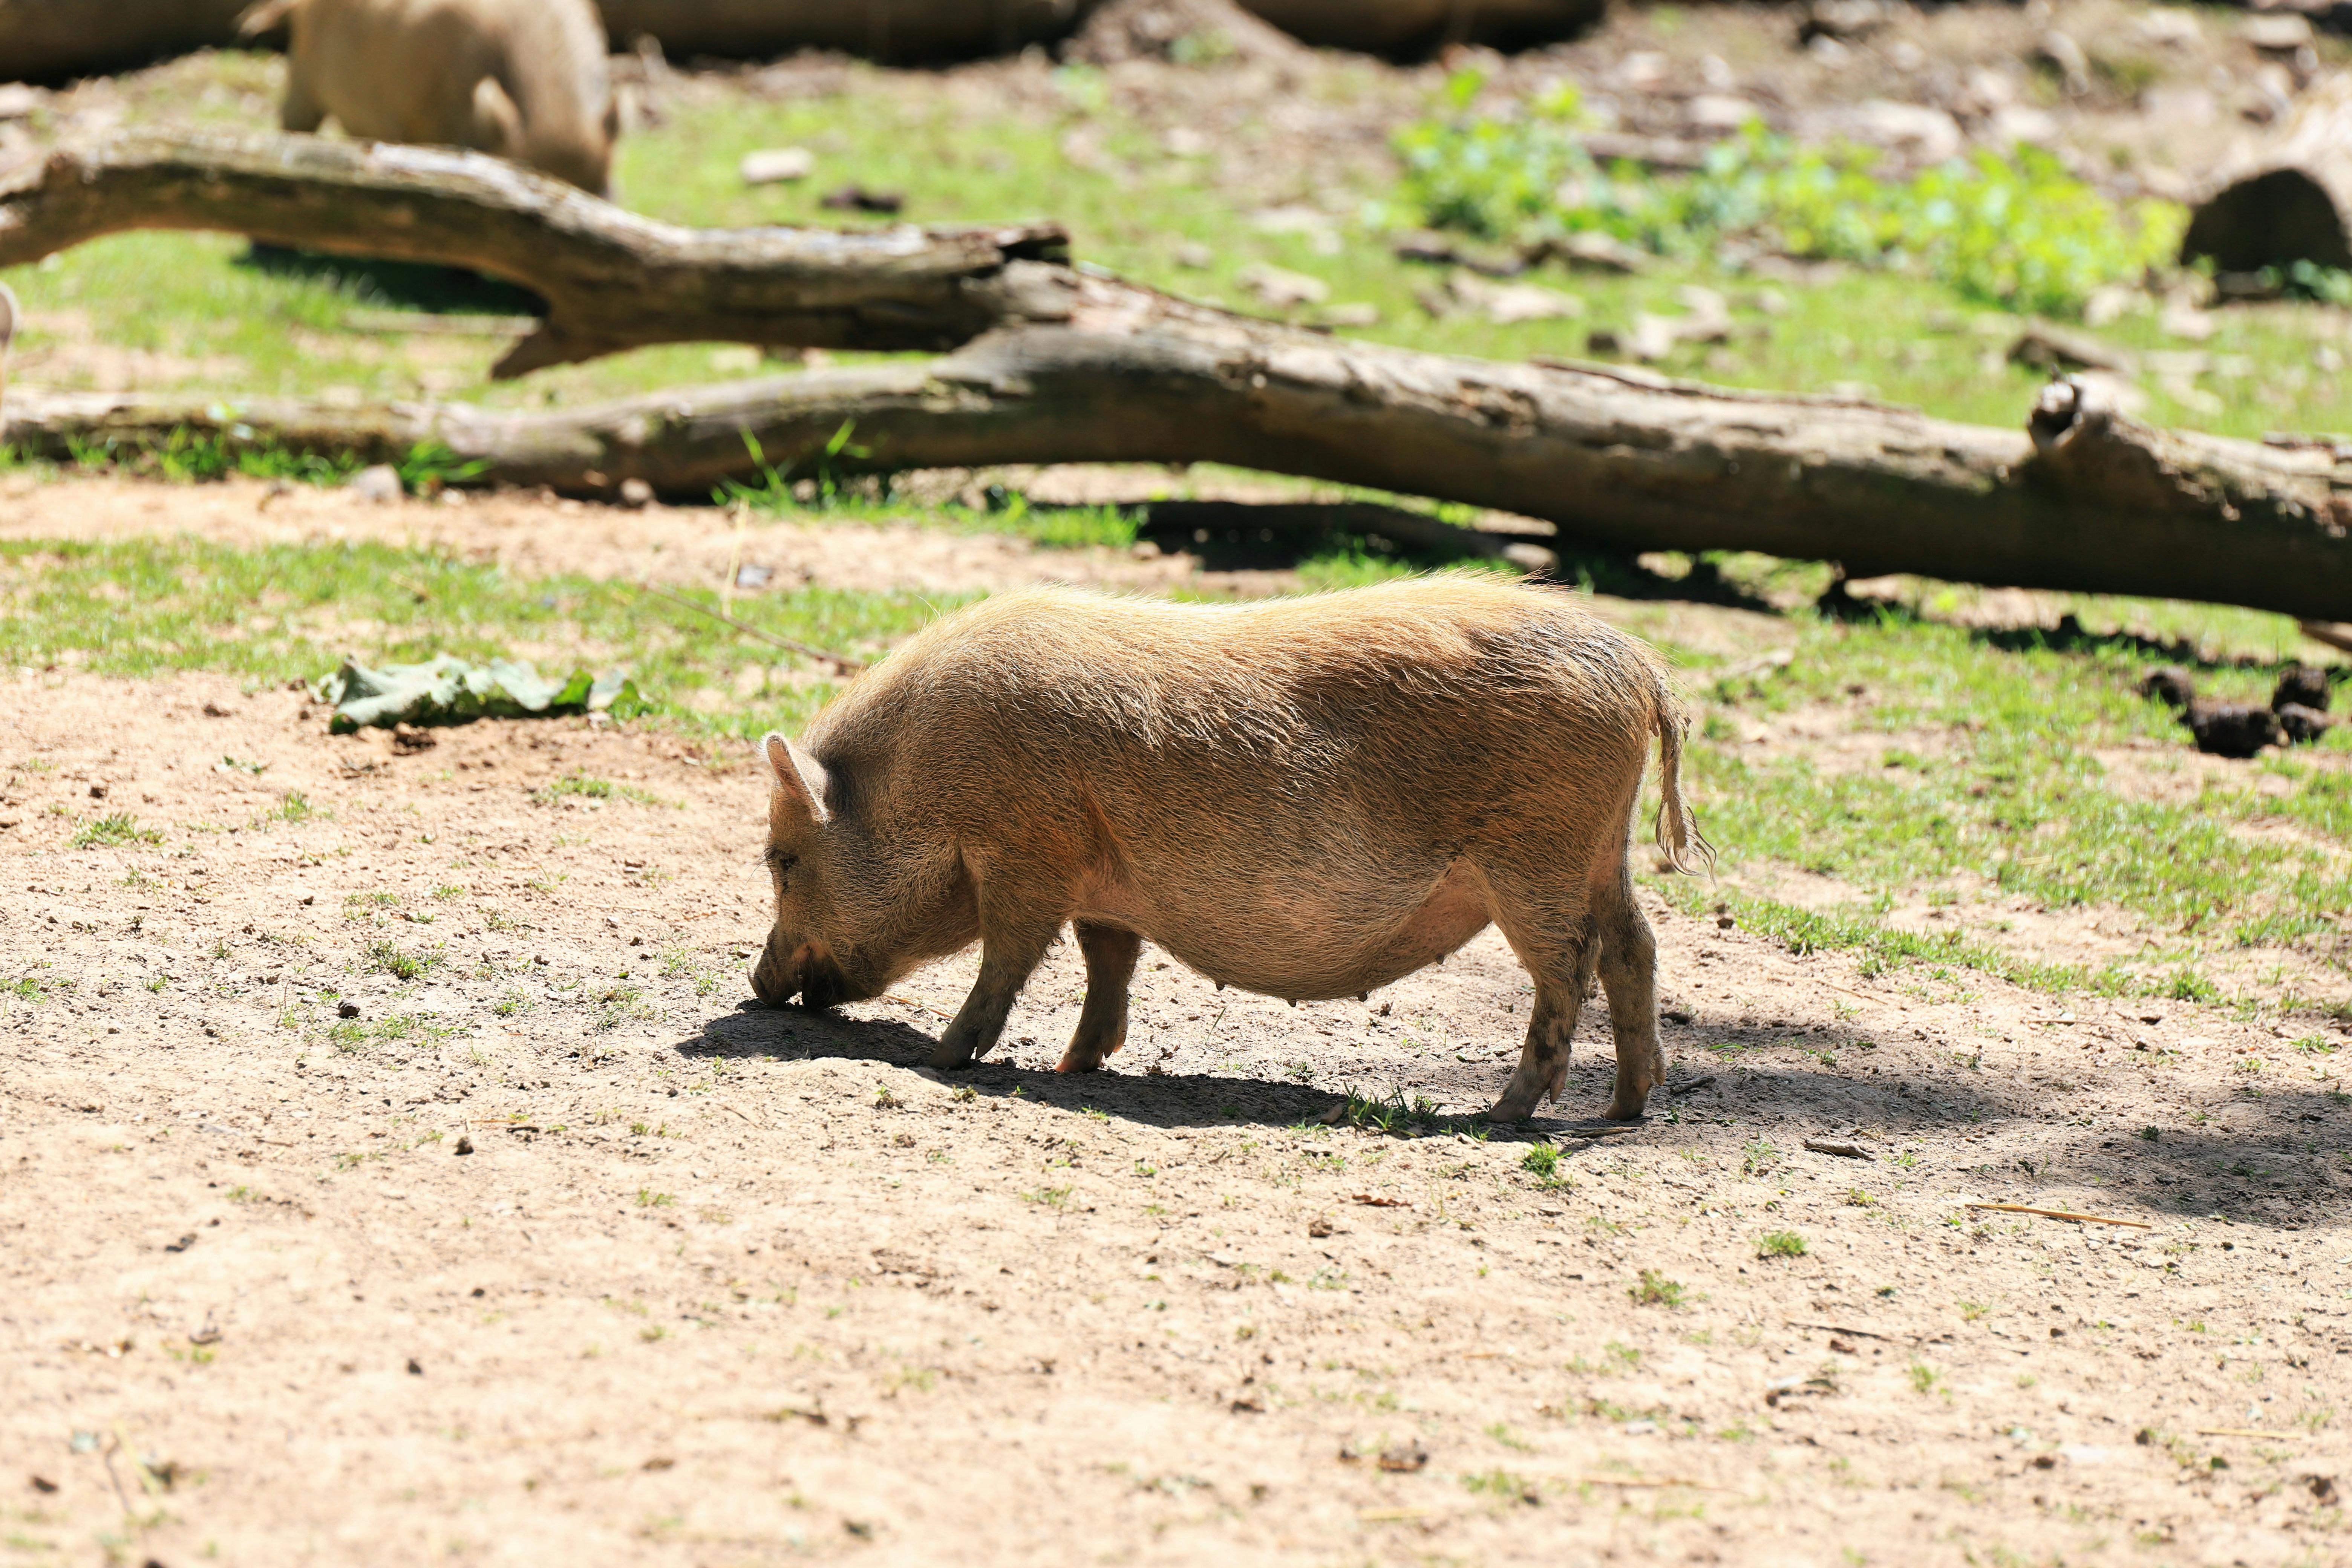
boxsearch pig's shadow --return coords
[677,1002,2349,1229]
[675,1000,1645,1139]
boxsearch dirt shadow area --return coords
[3,669,2349,1566]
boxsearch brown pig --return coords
[752,578,1709,1122]
[239,0,619,195]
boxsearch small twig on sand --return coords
[883,991,954,1020]
[1786,1321,1909,1344]
[1565,1476,1736,1493]
[637,581,867,672]
[1802,1138,1870,1158]
[1716,647,1795,682]
[2196,1427,2297,1439]
[1966,1202,2151,1230]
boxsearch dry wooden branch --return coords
[0,132,1072,377]
[9,331,2352,619]
[1964,1202,2153,1229]
[635,581,867,671]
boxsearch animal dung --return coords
[2272,664,2331,713]
[2277,703,2334,744]
[820,185,906,215]
[2184,698,2284,758]
[2142,663,2336,755]
[2139,665,2195,710]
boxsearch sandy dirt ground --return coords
[3,649,2349,1567]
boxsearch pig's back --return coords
[818,577,1656,839]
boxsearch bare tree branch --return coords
[0,132,1073,377]
[8,313,2350,620]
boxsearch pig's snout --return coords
[750,931,850,1011]
[750,931,801,1006]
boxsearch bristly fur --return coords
[752,575,1708,1122]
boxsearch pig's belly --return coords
[1083,859,1497,1003]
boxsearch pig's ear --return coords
[762,732,830,825]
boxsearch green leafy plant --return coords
[715,423,875,512]
[1396,76,2185,316]
[1757,1230,1807,1259]
[395,439,492,495]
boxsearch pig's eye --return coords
[763,846,796,877]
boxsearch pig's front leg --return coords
[930,919,1059,1070]
[1057,921,1141,1073]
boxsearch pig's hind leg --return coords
[1056,921,1141,1073]
[931,912,1060,1071]
[1591,858,1664,1121]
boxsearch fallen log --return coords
[2181,73,2352,273]
[0,0,1597,79]
[598,0,1100,62]
[600,0,1603,61]
[5,303,2350,620]
[0,0,280,85]
[0,133,1073,377]
[1235,0,1603,55]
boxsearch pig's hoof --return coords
[928,1038,977,1071]
[1488,1096,1537,1125]
[1603,1092,1649,1121]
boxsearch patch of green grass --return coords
[534,772,677,808]
[1398,77,2183,316]
[1520,1142,1563,1182]
[594,984,653,1032]
[362,940,439,983]
[70,812,162,849]
[257,790,320,827]
[0,536,959,742]
[1629,1270,1688,1309]
[1757,1230,1807,1259]
[1642,612,2351,1000]
[1342,1086,1448,1135]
